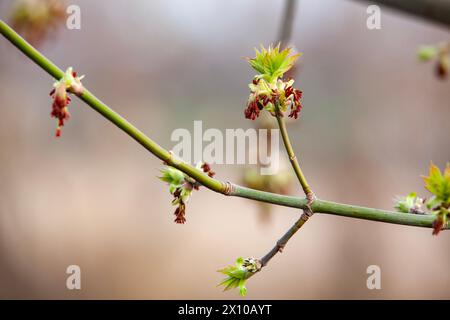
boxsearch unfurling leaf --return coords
[217,257,261,297]
[420,162,450,235]
[248,44,301,82]
[422,162,450,205]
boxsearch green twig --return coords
[275,106,313,198]
[0,19,446,232]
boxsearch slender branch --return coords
[260,215,307,267]
[253,0,315,271]
[230,185,439,228]
[277,0,297,48]
[0,19,446,232]
[275,107,313,198]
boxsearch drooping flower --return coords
[245,45,304,120]
[49,67,84,137]
[159,162,214,224]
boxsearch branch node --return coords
[276,240,286,253]
[223,181,235,196]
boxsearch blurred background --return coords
[0,0,449,299]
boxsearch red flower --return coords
[49,67,84,137]
[244,99,261,120]
[49,82,71,137]
[245,77,304,120]
[173,188,187,224]
[287,87,303,119]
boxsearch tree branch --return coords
[255,0,316,269]
[277,0,297,48]
[352,0,450,28]
[0,19,446,232]
[275,106,313,198]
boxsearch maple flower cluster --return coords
[395,162,450,235]
[244,45,303,120]
[160,162,214,224]
[49,67,84,137]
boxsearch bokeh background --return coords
[0,0,449,299]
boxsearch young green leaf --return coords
[217,257,260,297]
[248,44,301,82]
[422,162,450,205]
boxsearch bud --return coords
[394,192,424,214]
[217,256,260,296]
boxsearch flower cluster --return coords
[49,67,84,137]
[159,162,214,224]
[217,257,261,296]
[10,0,66,46]
[245,45,303,120]
[395,162,450,235]
[418,43,450,80]
[395,192,425,215]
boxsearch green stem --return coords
[275,104,313,197]
[231,185,437,228]
[0,19,445,231]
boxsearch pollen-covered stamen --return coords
[49,67,85,137]
[174,202,186,224]
[287,87,303,119]
[244,99,260,120]
[201,162,215,178]
[50,82,71,137]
